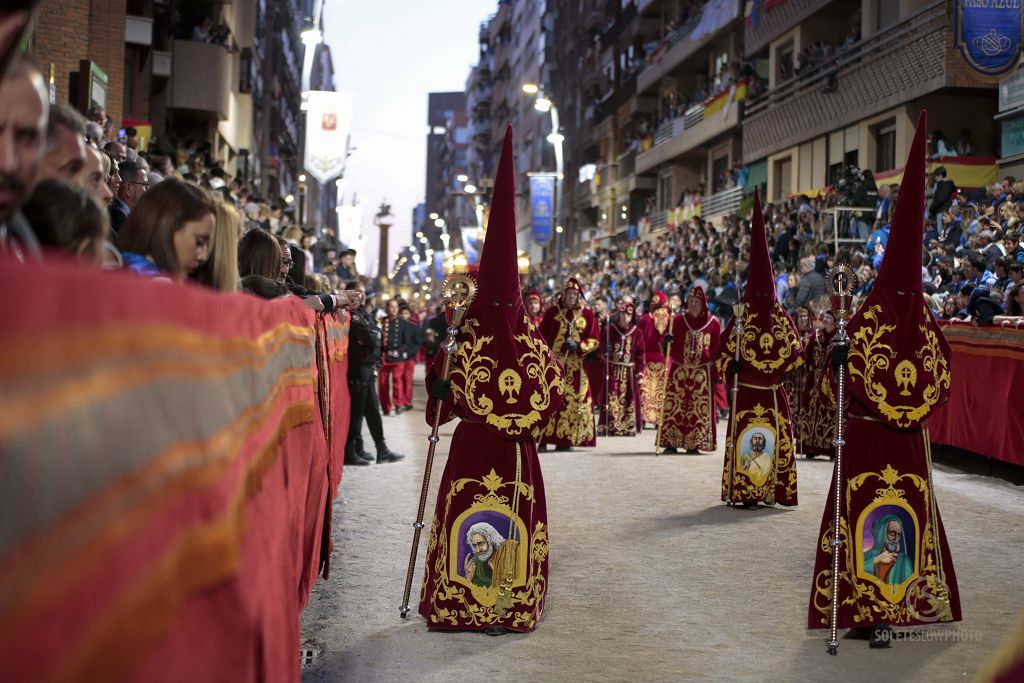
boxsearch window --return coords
[774,157,792,201]
[874,121,896,172]
[658,172,673,211]
[876,0,900,31]
[777,40,794,83]
[712,154,730,193]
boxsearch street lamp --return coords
[521,82,540,95]
[464,183,477,194]
[456,174,469,182]
[428,212,439,220]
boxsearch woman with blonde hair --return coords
[192,201,241,292]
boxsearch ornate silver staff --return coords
[825,264,856,655]
[724,301,745,505]
[400,273,476,618]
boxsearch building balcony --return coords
[744,0,835,58]
[637,0,740,95]
[168,39,231,119]
[636,97,741,174]
[701,184,744,224]
[741,1,981,163]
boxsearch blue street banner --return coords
[955,0,1024,79]
[529,174,555,246]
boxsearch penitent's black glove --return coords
[661,332,675,354]
[430,378,452,401]
[727,359,743,377]
[831,345,848,370]
[565,338,579,354]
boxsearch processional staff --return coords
[399,273,476,618]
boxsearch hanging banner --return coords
[304,91,354,184]
[954,0,1024,79]
[528,173,555,246]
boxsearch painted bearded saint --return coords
[463,522,517,589]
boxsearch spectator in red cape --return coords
[114,178,216,279]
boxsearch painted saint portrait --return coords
[858,504,918,599]
[452,510,524,599]
[737,426,776,486]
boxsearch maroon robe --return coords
[539,291,600,448]
[656,288,721,452]
[797,327,835,458]
[419,128,564,633]
[718,192,803,506]
[598,307,645,436]
[808,112,961,631]
[638,293,671,425]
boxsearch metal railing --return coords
[702,185,743,222]
[818,207,877,254]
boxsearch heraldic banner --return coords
[304,90,355,184]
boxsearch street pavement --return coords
[299,372,1024,682]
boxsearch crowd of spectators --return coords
[525,166,1024,332]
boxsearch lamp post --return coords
[524,83,565,276]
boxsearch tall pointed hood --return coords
[845,111,951,427]
[744,189,776,317]
[442,126,564,439]
[720,189,802,379]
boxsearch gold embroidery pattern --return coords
[847,305,951,427]
[811,464,947,626]
[657,363,714,450]
[721,403,797,502]
[639,361,667,424]
[542,311,595,445]
[449,316,563,437]
[606,337,638,435]
[796,339,835,453]
[652,308,670,336]
[421,468,548,629]
[722,308,802,375]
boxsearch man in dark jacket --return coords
[927,166,956,221]
[343,281,405,465]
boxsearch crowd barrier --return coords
[0,256,350,682]
[930,323,1024,468]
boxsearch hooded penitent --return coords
[638,290,672,424]
[419,127,563,633]
[437,129,564,439]
[716,190,802,505]
[808,111,961,631]
[600,299,645,436]
[845,116,951,428]
[657,285,721,452]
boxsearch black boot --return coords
[354,436,374,462]
[685,448,700,455]
[376,442,406,463]
[344,443,372,466]
[662,447,678,455]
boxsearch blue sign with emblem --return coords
[955,0,1024,78]
[529,174,555,245]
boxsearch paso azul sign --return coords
[955,0,1024,79]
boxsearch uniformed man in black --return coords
[343,282,406,465]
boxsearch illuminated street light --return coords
[546,131,564,144]
[456,174,469,182]
[298,174,307,183]
[300,25,322,47]
[534,96,552,113]
[428,212,439,220]
[415,231,424,238]
[522,82,539,94]
[285,194,295,204]
[434,218,445,228]
[464,184,477,194]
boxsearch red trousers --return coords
[401,360,416,407]
[378,362,406,413]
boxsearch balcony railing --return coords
[618,149,636,178]
[169,40,231,119]
[636,96,740,174]
[701,185,744,223]
[746,2,944,118]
